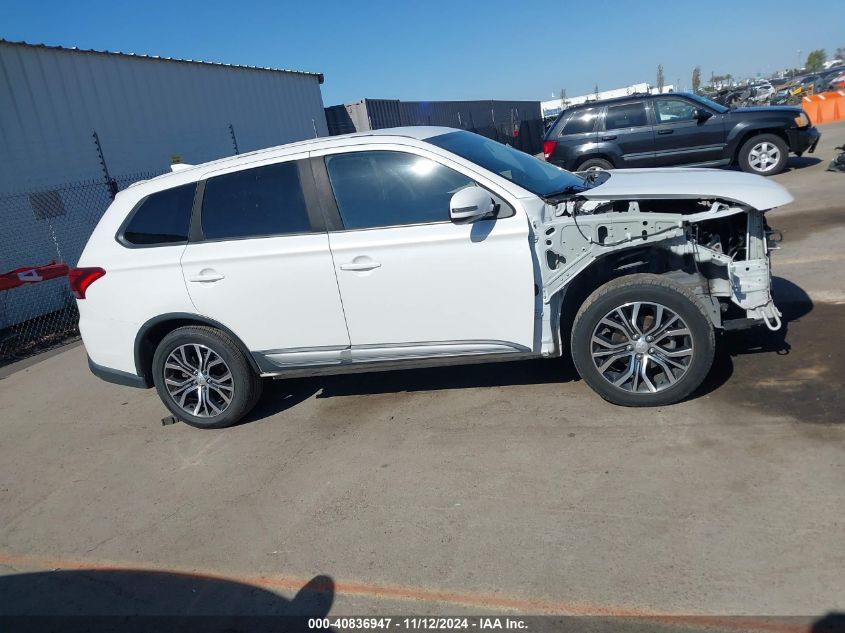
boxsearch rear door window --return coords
[122,183,195,246]
[200,161,312,240]
[605,102,649,130]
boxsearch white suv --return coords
[73,127,791,428]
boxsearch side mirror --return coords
[694,108,713,122]
[449,186,496,223]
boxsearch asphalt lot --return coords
[1,122,844,621]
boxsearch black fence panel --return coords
[325,99,544,155]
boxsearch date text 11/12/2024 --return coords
[308,617,528,630]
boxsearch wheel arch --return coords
[558,247,658,349]
[134,313,260,386]
[729,126,789,163]
[557,246,718,352]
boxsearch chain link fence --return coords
[0,172,164,364]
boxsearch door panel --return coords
[328,220,535,353]
[602,101,654,167]
[652,98,726,166]
[181,234,349,355]
[181,156,349,359]
[317,148,535,355]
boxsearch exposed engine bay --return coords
[532,194,783,357]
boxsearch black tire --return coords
[738,133,788,175]
[152,326,263,429]
[576,157,614,171]
[570,274,715,407]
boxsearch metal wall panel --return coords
[0,41,328,332]
[0,41,328,192]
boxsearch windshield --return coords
[426,131,587,198]
[683,92,729,113]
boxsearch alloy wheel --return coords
[748,141,781,173]
[163,344,234,417]
[589,301,694,394]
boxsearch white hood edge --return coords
[580,168,794,210]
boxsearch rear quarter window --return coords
[121,183,195,246]
[558,108,599,136]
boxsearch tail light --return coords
[543,140,557,160]
[68,267,106,299]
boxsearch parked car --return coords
[820,67,845,91]
[828,70,845,91]
[749,83,775,103]
[543,92,820,175]
[73,128,791,428]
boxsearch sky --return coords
[2,0,844,106]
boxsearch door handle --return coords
[340,260,381,272]
[601,135,617,140]
[658,129,674,135]
[187,270,225,283]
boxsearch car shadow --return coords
[0,568,337,631]
[782,156,823,172]
[317,355,578,399]
[723,156,822,173]
[690,276,813,399]
[812,613,845,633]
[241,277,812,422]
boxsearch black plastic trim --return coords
[308,156,344,231]
[88,356,149,389]
[188,179,206,242]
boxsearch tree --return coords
[656,64,665,93]
[805,49,826,72]
[559,88,567,104]
[692,66,701,94]
[594,84,599,99]
[836,47,844,60]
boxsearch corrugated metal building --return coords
[0,40,328,337]
[325,98,544,155]
[0,39,328,191]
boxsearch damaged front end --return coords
[530,173,791,357]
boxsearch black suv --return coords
[543,92,820,176]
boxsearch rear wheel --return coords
[576,157,613,171]
[570,274,715,407]
[738,133,788,175]
[152,326,262,429]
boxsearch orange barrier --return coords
[802,91,845,124]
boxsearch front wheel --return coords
[152,326,263,429]
[738,133,788,175]
[570,274,715,407]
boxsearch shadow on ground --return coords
[0,568,336,632]
[706,277,845,424]
[243,276,841,426]
[783,156,824,172]
[243,354,578,425]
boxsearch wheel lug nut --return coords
[649,347,654,353]
[627,345,633,351]
[646,336,653,342]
